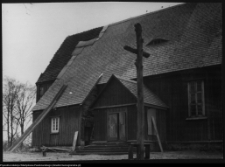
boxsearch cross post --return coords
[123,23,150,160]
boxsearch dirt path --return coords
[3,151,223,162]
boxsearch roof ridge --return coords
[107,3,185,27]
[66,3,186,36]
[68,26,103,38]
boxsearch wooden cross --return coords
[123,23,150,160]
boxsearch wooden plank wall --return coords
[32,105,81,147]
[144,73,182,142]
[94,79,136,108]
[205,66,222,140]
[92,109,107,141]
[144,107,166,142]
[91,78,137,141]
[91,106,166,143]
[155,109,167,142]
[143,65,222,142]
[127,105,137,141]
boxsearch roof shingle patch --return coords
[36,26,104,84]
[56,25,108,80]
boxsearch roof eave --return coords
[144,103,168,110]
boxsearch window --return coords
[51,117,60,133]
[187,81,205,117]
[40,87,44,96]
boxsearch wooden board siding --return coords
[155,109,167,142]
[144,74,182,142]
[32,111,42,146]
[209,108,223,140]
[92,109,107,141]
[127,105,137,141]
[82,84,98,115]
[94,78,136,108]
[91,106,166,143]
[205,66,222,141]
[144,107,151,140]
[32,105,81,147]
[184,119,208,141]
[144,107,166,142]
[144,65,222,142]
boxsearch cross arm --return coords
[123,45,150,58]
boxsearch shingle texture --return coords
[36,27,103,83]
[115,76,167,108]
[33,3,222,111]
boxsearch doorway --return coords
[107,108,126,141]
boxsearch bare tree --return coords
[3,77,36,149]
[3,77,22,147]
[15,83,36,148]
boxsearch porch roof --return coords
[115,75,168,109]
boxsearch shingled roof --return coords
[36,27,103,83]
[115,75,167,109]
[33,3,222,111]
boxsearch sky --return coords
[3,2,182,86]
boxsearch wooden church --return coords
[30,3,222,152]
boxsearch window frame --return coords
[51,117,60,133]
[187,80,205,118]
[40,86,44,96]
